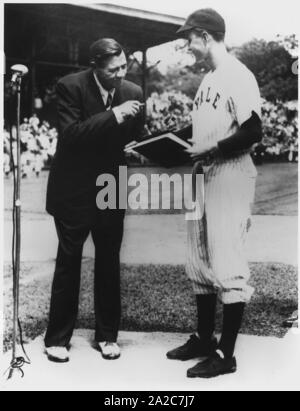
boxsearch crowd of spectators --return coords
[3,114,58,178]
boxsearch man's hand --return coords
[124,140,138,153]
[114,101,144,123]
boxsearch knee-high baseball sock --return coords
[196,294,217,342]
[218,303,245,359]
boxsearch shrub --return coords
[146,91,193,133]
[144,91,298,163]
[259,99,298,162]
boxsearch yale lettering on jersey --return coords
[206,87,211,103]
[194,86,221,110]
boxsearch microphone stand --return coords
[7,75,25,380]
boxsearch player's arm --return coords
[186,111,262,160]
[217,70,262,155]
[217,110,262,155]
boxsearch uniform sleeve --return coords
[229,69,262,126]
[218,111,262,155]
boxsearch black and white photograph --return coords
[0,0,299,393]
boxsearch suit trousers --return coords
[44,210,125,347]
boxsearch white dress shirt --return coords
[93,71,123,124]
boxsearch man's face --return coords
[187,30,209,61]
[95,51,127,90]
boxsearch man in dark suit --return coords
[45,38,144,362]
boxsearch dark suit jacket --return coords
[46,69,143,224]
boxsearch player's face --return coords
[95,51,128,91]
[187,31,209,61]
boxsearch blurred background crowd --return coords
[3,115,58,178]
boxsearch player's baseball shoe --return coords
[187,351,237,378]
[45,346,69,363]
[166,334,217,361]
[98,342,121,360]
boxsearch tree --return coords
[233,39,298,102]
[277,34,298,57]
[145,37,297,103]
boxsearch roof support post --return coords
[30,38,37,115]
[142,48,147,124]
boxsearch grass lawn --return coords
[3,163,298,351]
[3,261,297,351]
[4,163,298,217]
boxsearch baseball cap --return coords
[176,8,226,36]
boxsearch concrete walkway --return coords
[2,328,300,391]
[4,214,298,266]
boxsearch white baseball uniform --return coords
[186,54,261,304]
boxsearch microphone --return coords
[11,64,29,84]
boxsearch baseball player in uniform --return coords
[167,9,262,378]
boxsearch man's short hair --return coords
[90,38,124,68]
[194,28,225,43]
[208,31,225,42]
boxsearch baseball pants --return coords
[186,154,257,304]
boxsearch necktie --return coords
[106,93,113,110]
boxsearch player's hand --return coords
[116,101,143,119]
[185,139,219,164]
[185,139,217,157]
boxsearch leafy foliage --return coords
[145,90,298,162]
[146,91,192,132]
[277,34,298,57]
[259,99,298,160]
[147,65,206,100]
[233,39,298,102]
[145,36,298,103]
